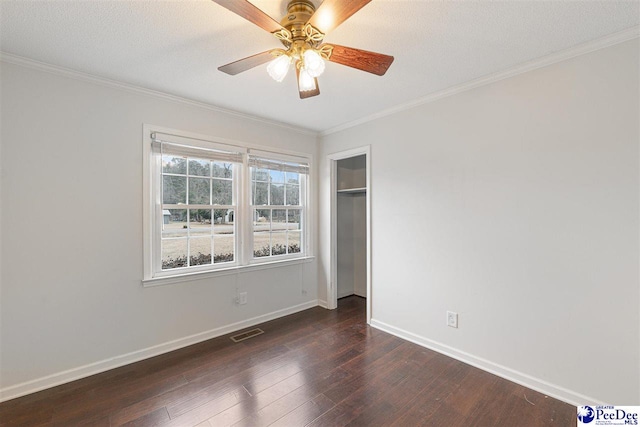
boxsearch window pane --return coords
[254,209,270,230]
[253,231,270,257]
[253,209,271,257]
[252,168,268,181]
[189,237,212,266]
[286,172,299,184]
[163,175,186,204]
[253,182,268,205]
[213,209,234,229]
[269,170,285,183]
[188,159,210,177]
[270,184,284,205]
[214,236,234,263]
[188,177,211,204]
[162,155,186,174]
[286,184,299,205]
[287,209,301,230]
[213,179,232,205]
[162,209,187,237]
[271,232,287,255]
[272,209,286,231]
[189,210,211,235]
[212,162,233,178]
[288,231,301,254]
[162,238,187,269]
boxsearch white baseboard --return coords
[370,318,603,407]
[0,300,319,403]
[318,299,329,309]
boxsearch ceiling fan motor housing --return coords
[282,0,317,43]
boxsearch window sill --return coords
[142,256,315,288]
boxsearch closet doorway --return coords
[328,146,371,323]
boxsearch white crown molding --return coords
[0,300,320,403]
[370,319,606,407]
[0,52,318,137]
[321,25,640,137]
[2,25,637,138]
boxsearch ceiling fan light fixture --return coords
[267,54,292,82]
[214,0,394,98]
[303,49,325,78]
[298,67,317,92]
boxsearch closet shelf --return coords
[337,187,367,194]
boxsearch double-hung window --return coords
[249,152,308,260]
[149,133,243,277]
[143,129,311,283]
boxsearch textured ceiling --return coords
[1,0,638,132]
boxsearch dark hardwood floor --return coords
[0,296,575,426]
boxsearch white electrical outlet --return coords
[239,292,247,305]
[447,311,458,328]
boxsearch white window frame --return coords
[248,150,309,264]
[154,142,241,277]
[142,125,313,286]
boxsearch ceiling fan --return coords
[212,0,394,99]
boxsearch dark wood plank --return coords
[388,357,483,427]
[0,400,53,427]
[204,367,349,427]
[308,344,435,426]
[162,387,250,427]
[230,368,349,427]
[0,296,575,427]
[343,350,462,426]
[269,393,334,427]
[49,371,188,426]
[111,344,293,425]
[119,407,170,427]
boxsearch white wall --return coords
[0,61,318,399]
[351,193,367,298]
[337,193,367,298]
[337,194,356,298]
[319,39,639,405]
[335,156,367,299]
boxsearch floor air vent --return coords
[230,328,264,343]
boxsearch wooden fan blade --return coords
[218,51,274,75]
[307,0,372,35]
[324,44,394,76]
[296,67,320,99]
[211,0,285,34]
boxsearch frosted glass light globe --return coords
[298,67,317,92]
[267,55,291,82]
[303,49,325,78]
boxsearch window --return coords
[249,154,308,259]
[160,156,236,270]
[143,129,310,282]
